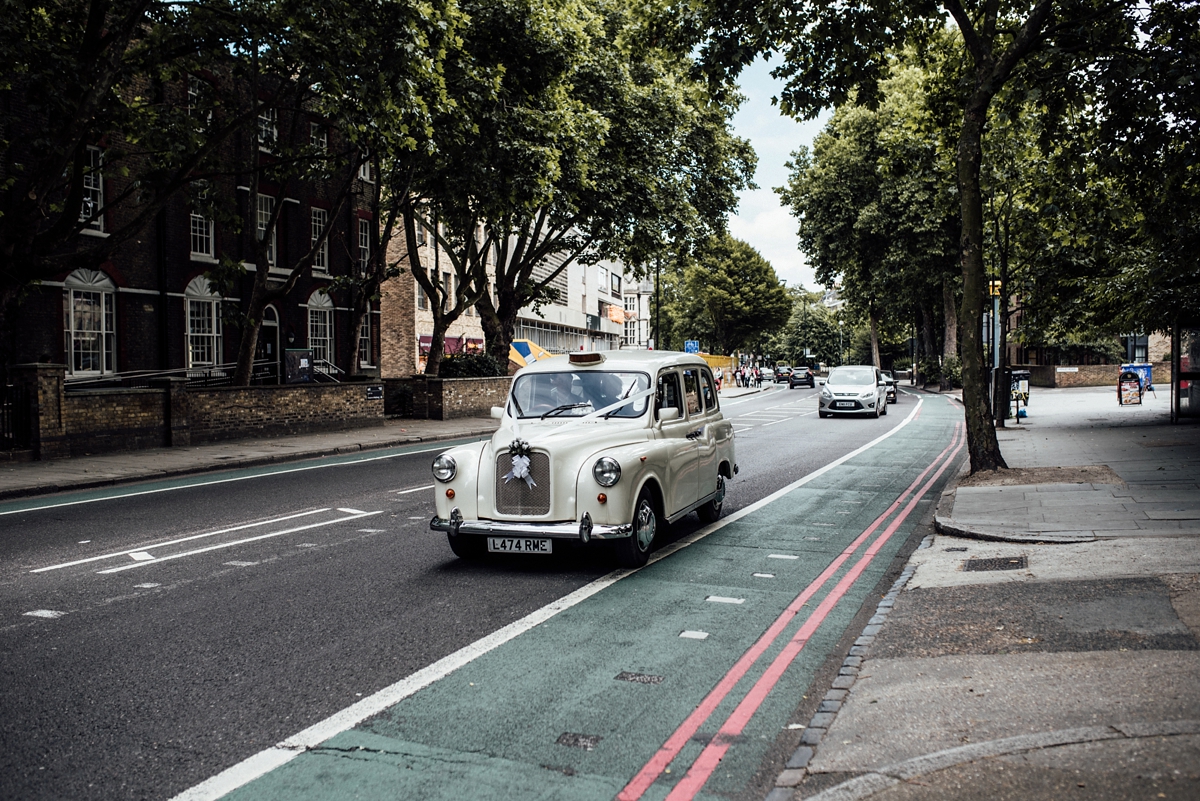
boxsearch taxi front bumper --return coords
[430,509,633,542]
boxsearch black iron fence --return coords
[63,360,280,392]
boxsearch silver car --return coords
[818,366,889,418]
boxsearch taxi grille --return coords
[495,452,551,515]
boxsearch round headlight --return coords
[592,456,621,487]
[432,453,457,483]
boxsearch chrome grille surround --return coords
[495,451,552,515]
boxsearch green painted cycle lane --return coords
[216,398,965,801]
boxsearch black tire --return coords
[697,475,726,523]
[447,533,485,559]
[881,402,888,415]
[614,487,658,568]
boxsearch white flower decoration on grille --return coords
[502,439,536,489]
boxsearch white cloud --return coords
[728,57,830,292]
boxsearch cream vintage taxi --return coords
[430,350,737,566]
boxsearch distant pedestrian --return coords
[754,367,762,388]
[714,366,723,392]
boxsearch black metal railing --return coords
[64,360,280,391]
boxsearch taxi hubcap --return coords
[636,500,656,551]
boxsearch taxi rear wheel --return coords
[697,474,725,523]
[614,488,657,568]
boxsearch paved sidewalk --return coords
[0,382,772,503]
[777,386,1200,800]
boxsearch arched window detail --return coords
[307,290,333,371]
[185,276,223,367]
[63,269,116,375]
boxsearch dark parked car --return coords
[789,365,816,388]
[880,370,898,403]
[773,365,792,383]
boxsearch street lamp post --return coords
[838,320,844,366]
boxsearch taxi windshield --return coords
[510,371,651,419]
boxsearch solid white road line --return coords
[95,511,382,575]
[168,397,931,801]
[390,485,434,495]
[31,509,331,573]
[0,442,476,517]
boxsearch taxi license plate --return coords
[487,537,552,554]
[835,401,855,408]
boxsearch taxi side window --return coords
[657,371,682,413]
[700,369,718,412]
[683,369,701,415]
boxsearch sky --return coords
[726,56,830,293]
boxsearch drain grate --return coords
[556,732,602,751]
[615,671,664,685]
[964,556,1027,571]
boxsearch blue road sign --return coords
[684,340,700,354]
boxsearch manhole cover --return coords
[964,556,1027,571]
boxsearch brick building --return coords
[2,77,378,386]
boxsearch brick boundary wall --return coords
[63,389,170,455]
[7,364,384,459]
[383,376,512,420]
[1021,362,1173,389]
[186,383,385,443]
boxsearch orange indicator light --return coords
[597,493,607,504]
[446,488,455,499]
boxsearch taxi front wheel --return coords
[614,488,657,568]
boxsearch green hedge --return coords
[438,353,506,378]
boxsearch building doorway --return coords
[257,305,280,383]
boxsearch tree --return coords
[667,235,791,354]
[697,0,1139,472]
[779,296,839,366]
[778,67,959,377]
[414,0,756,366]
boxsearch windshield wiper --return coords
[603,383,639,418]
[541,402,591,419]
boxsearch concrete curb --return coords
[0,426,498,502]
[799,720,1200,801]
[932,514,1098,544]
[769,537,931,796]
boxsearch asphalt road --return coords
[0,383,928,801]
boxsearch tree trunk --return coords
[921,303,937,384]
[943,272,958,367]
[868,309,881,368]
[425,313,450,376]
[957,96,1007,472]
[476,292,508,365]
[232,275,268,386]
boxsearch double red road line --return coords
[619,421,965,801]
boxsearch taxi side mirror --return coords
[490,406,505,419]
[657,407,681,423]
